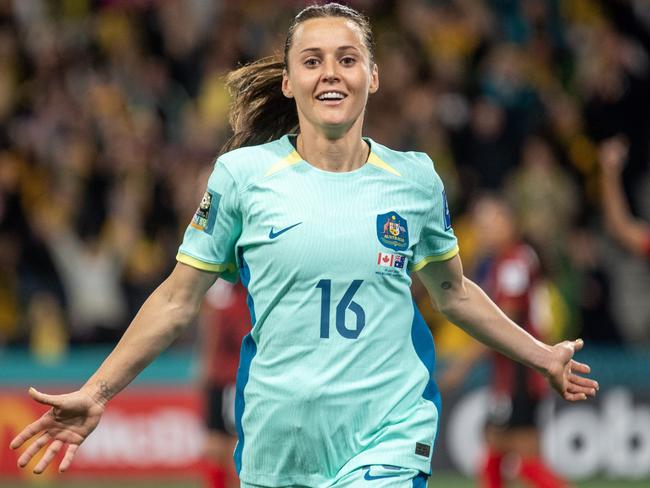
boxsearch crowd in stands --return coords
[0,0,649,355]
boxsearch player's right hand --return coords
[9,387,105,474]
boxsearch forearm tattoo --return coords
[440,281,452,290]
[98,380,114,401]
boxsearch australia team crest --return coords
[377,211,409,251]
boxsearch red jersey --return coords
[201,280,251,386]
[483,243,547,398]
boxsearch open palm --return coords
[546,339,598,402]
[10,388,105,474]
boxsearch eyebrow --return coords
[299,45,361,54]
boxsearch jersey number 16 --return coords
[316,279,366,339]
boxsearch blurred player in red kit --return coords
[441,194,571,488]
[199,280,250,488]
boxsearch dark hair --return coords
[220,3,374,154]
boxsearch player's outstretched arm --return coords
[10,262,218,474]
[416,255,598,402]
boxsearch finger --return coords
[567,384,597,397]
[59,444,79,473]
[569,373,599,390]
[570,359,590,374]
[33,439,63,474]
[10,417,50,450]
[573,338,584,352]
[29,387,64,409]
[563,391,588,402]
[17,433,50,468]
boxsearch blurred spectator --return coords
[505,135,579,272]
[563,224,623,344]
[452,96,518,192]
[599,135,650,258]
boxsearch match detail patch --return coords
[191,190,220,234]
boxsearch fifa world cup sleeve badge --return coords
[376,211,409,251]
[443,189,452,231]
[191,190,220,234]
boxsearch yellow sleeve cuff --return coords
[409,245,459,272]
[176,252,237,273]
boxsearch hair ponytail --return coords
[220,56,298,154]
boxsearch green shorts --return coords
[240,464,428,488]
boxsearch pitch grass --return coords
[428,473,650,487]
[2,474,650,487]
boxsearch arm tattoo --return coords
[98,380,114,401]
[440,281,452,290]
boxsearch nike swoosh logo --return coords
[363,469,402,481]
[268,222,302,239]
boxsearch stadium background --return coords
[0,0,649,487]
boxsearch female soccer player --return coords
[10,4,598,487]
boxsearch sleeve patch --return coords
[443,189,452,231]
[191,190,220,234]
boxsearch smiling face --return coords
[282,17,378,138]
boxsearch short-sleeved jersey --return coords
[177,135,458,486]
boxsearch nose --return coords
[321,57,340,83]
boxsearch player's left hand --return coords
[545,338,598,402]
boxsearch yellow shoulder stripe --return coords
[367,152,401,176]
[409,245,459,272]
[265,150,302,176]
[176,252,237,273]
[265,149,400,177]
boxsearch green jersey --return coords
[177,135,458,486]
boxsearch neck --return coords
[296,123,369,173]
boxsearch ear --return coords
[282,69,294,98]
[368,63,379,94]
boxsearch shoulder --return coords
[368,139,442,194]
[214,135,296,190]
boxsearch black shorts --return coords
[487,365,540,429]
[205,383,237,435]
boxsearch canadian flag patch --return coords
[377,252,406,269]
[378,252,394,267]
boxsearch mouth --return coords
[315,91,347,104]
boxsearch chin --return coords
[319,113,362,130]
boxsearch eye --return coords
[340,56,356,66]
[304,57,320,67]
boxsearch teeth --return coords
[318,92,345,100]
